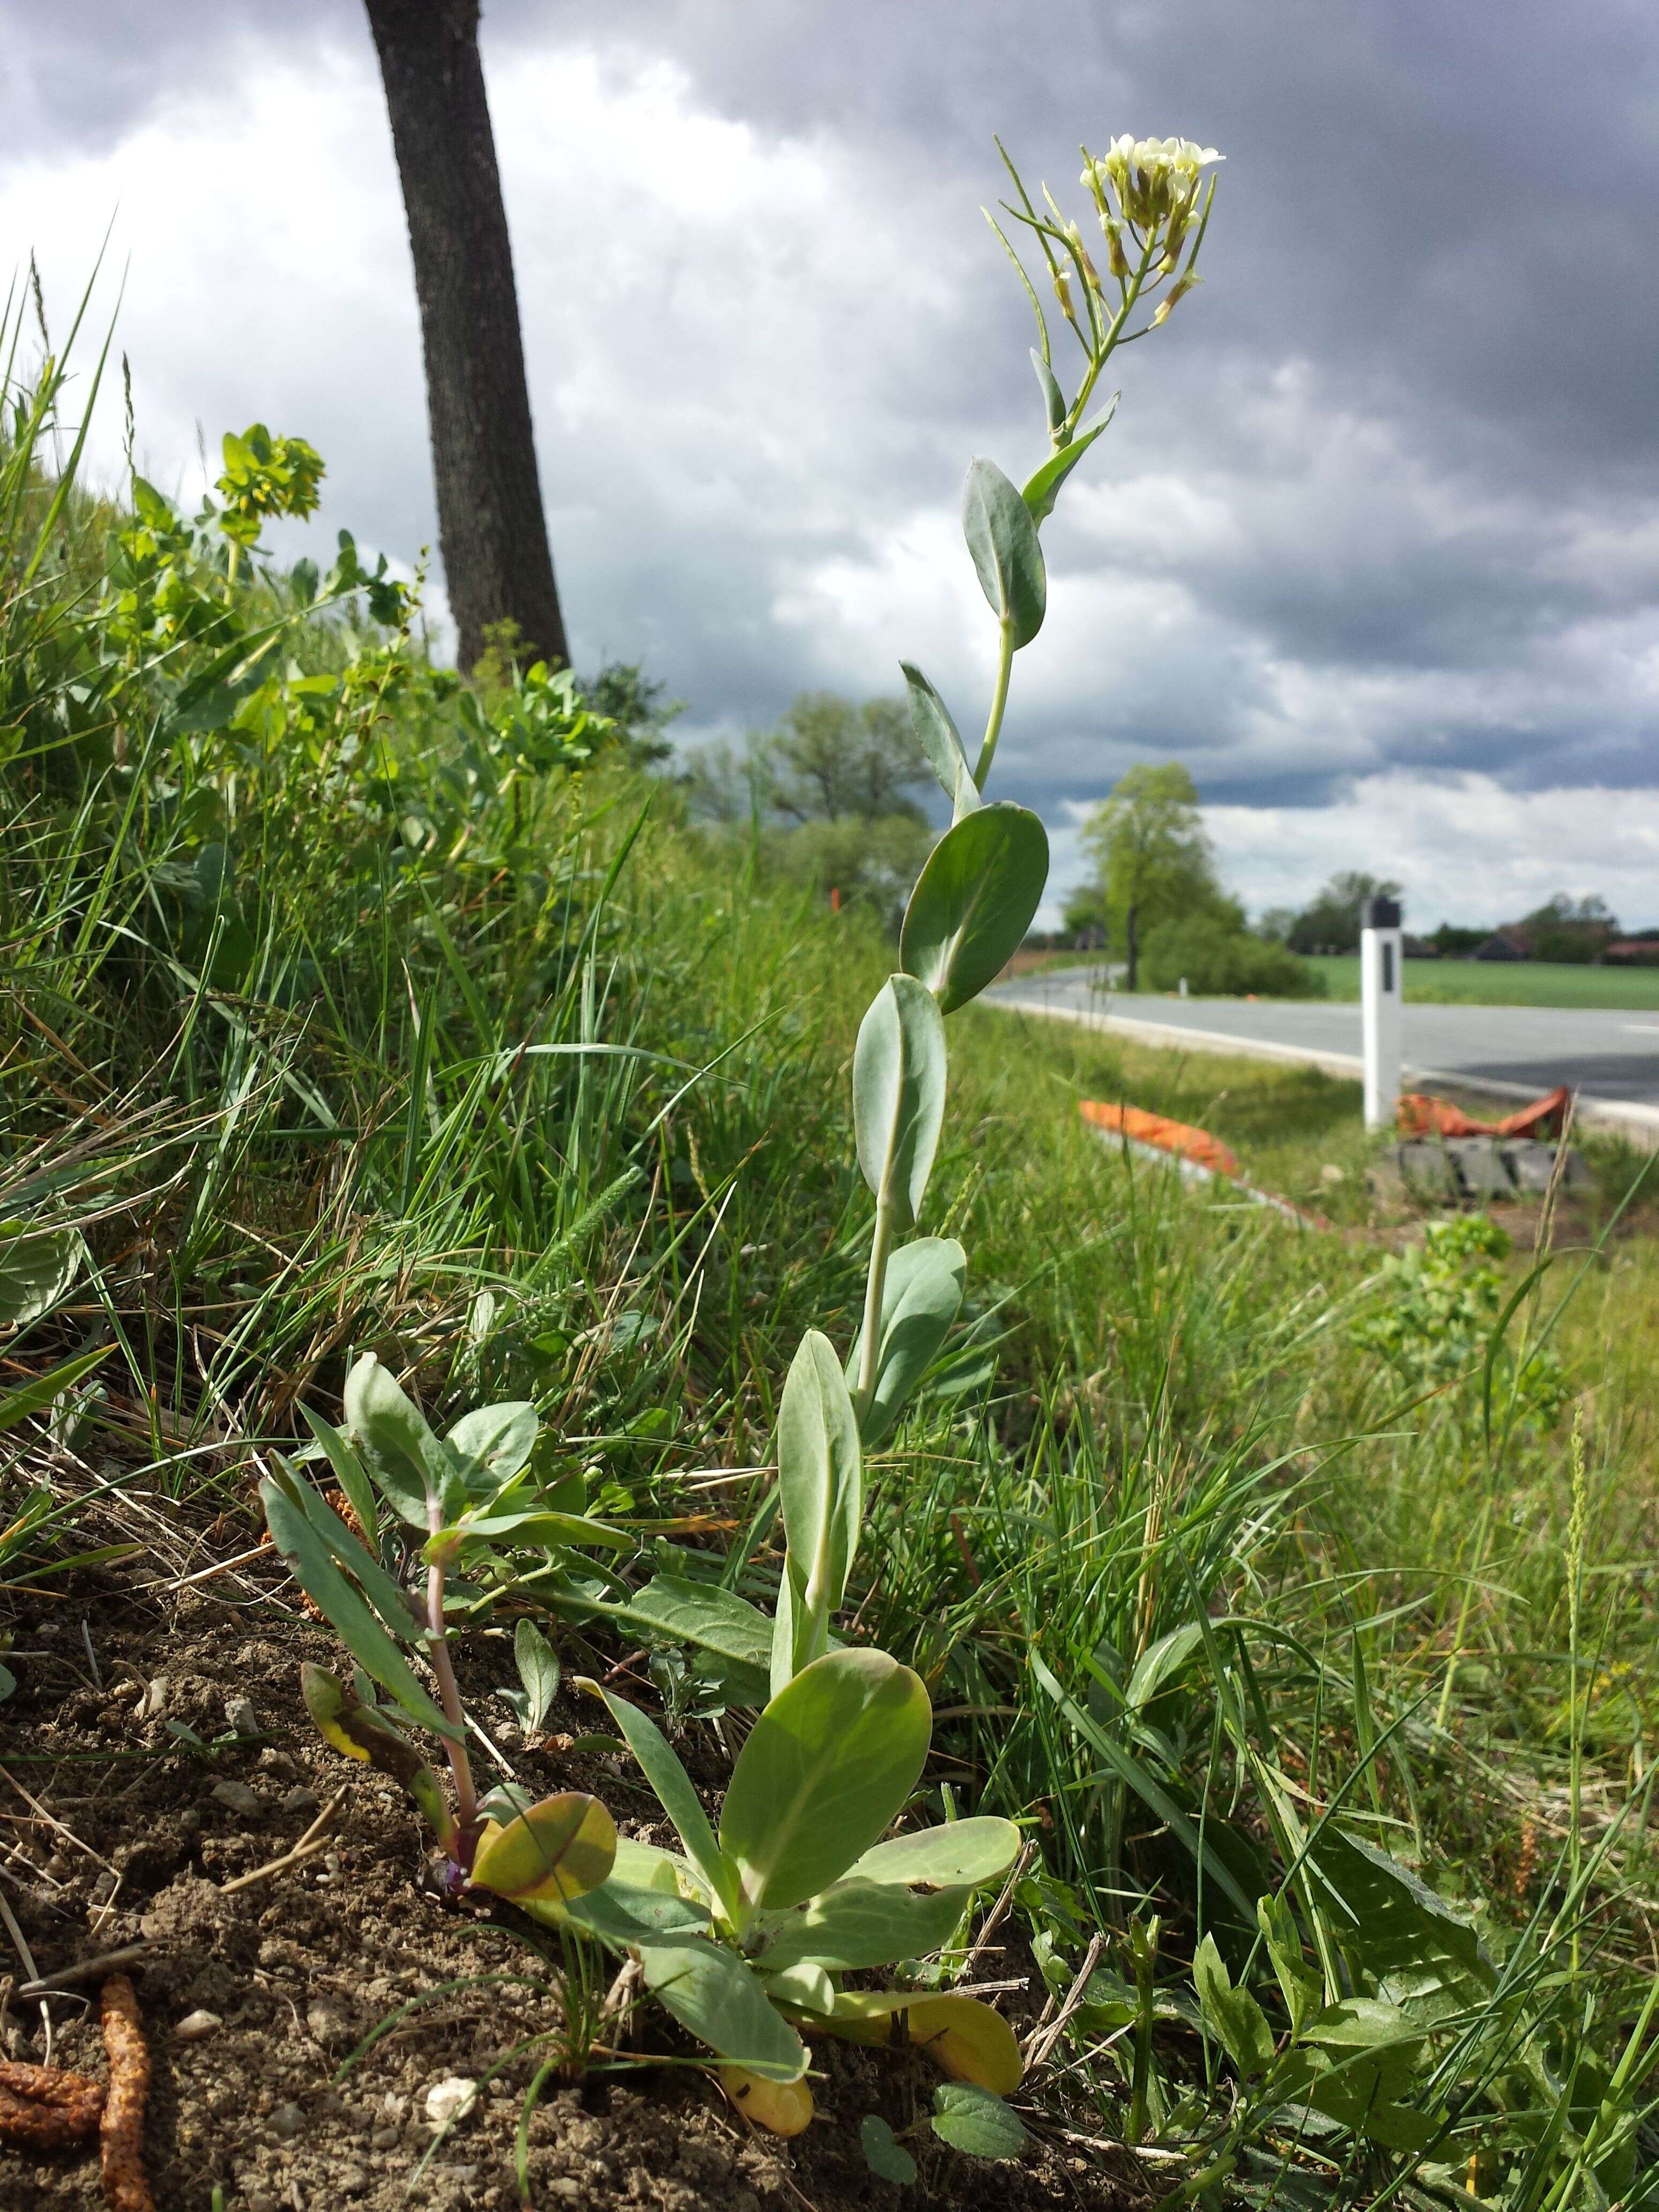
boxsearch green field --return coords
[1309,951,1659,1006]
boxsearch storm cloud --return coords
[4,0,1657,922]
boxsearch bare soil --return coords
[0,1527,1153,2211]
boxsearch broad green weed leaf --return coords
[772,1331,862,1691]
[342,1352,456,1526]
[762,1961,835,2014]
[1306,1827,1493,2021]
[755,1876,970,1972]
[469,1792,616,1904]
[861,2115,917,2186]
[721,1649,931,1913]
[0,1222,83,1329]
[962,458,1045,647]
[900,661,980,822]
[454,1507,630,1550]
[446,1400,537,1490]
[846,1814,1020,1890]
[931,2082,1028,2161]
[1257,1892,1321,2036]
[597,1573,773,1679]
[1192,1932,1275,2076]
[513,1619,561,1730]
[554,1879,711,1946]
[595,1684,741,1921]
[853,975,947,1229]
[900,806,1049,1016]
[846,1236,966,1447]
[1021,395,1117,526]
[1298,1999,1436,2150]
[640,1939,807,2082]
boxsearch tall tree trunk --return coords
[1125,902,1139,992]
[364,0,569,674]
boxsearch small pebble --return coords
[279,1785,319,1817]
[142,1676,169,1718]
[226,1695,260,1735]
[270,2100,305,2140]
[175,2009,223,2042]
[425,2076,479,2130]
[210,1778,261,1817]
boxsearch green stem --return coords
[425,1508,480,1862]
[973,619,1014,791]
[855,1198,896,1414]
[1065,234,1157,442]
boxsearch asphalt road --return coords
[984,971,1659,1130]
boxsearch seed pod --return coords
[0,2062,104,2151]
[100,1974,154,2212]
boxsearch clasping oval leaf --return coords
[900,805,1049,1015]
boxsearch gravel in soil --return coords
[1,1564,1154,2210]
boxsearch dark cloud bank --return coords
[5,0,1657,871]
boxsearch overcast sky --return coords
[5,0,1659,925]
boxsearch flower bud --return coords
[1053,265,1075,319]
[1101,217,1131,279]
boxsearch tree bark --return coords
[1125,902,1139,992]
[364,0,569,674]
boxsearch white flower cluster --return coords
[1083,136,1223,234]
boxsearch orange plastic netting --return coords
[1394,1085,1570,1141]
[1078,1100,1242,1177]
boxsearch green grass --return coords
[11,308,1659,2204]
[1310,952,1659,1008]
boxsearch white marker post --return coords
[1360,894,1402,1132]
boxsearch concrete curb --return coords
[985,993,1659,1148]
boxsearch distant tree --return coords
[1431,922,1489,958]
[1257,905,1298,945]
[680,733,774,826]
[1078,763,1225,989]
[363,0,568,675]
[578,661,684,767]
[1062,879,1110,948]
[681,692,930,828]
[1285,870,1403,955]
[767,693,930,825]
[678,691,935,933]
[775,815,936,934]
[1518,892,1617,964]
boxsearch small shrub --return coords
[1139,914,1326,997]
